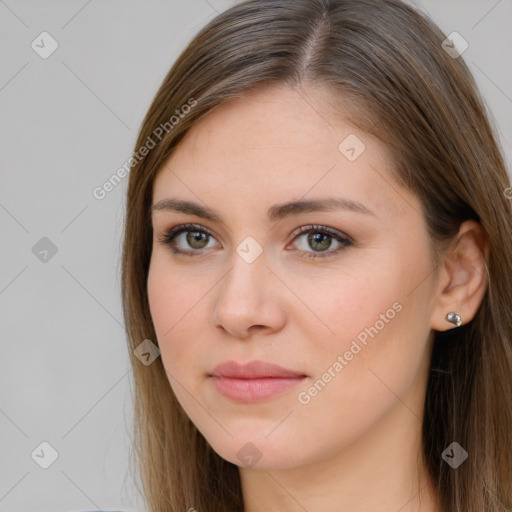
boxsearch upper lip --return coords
[209,360,307,379]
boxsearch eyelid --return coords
[157,222,353,258]
[290,224,353,242]
[156,222,220,250]
[159,223,352,242]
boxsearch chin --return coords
[203,432,309,470]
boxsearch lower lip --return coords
[210,376,306,402]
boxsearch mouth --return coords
[209,375,307,402]
[208,360,308,402]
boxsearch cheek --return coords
[147,257,197,363]
[147,262,207,408]
[303,258,401,347]
[309,245,432,377]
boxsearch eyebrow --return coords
[151,196,375,223]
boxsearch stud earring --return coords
[446,311,462,327]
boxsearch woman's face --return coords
[148,83,440,470]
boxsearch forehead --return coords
[152,84,419,223]
[173,84,368,168]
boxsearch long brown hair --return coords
[120,0,512,510]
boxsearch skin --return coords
[147,83,489,512]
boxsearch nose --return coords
[211,248,287,339]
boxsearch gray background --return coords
[0,1,510,511]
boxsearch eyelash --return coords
[156,223,353,260]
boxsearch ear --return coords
[430,220,489,332]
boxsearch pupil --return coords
[187,231,207,248]
[309,232,330,251]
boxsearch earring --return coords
[446,311,462,327]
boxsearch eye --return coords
[156,223,219,255]
[289,225,352,259]
[156,223,352,259]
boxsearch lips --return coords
[208,360,307,402]
[209,360,307,379]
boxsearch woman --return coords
[121,0,512,510]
